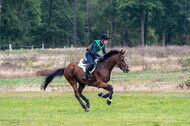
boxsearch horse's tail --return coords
[40,68,65,91]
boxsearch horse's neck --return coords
[101,55,116,74]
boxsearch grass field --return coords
[0,92,190,126]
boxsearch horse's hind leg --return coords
[78,83,90,108]
[80,94,90,108]
[69,80,89,112]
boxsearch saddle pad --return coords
[78,58,97,74]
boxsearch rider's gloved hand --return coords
[99,56,104,61]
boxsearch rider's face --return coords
[102,40,108,44]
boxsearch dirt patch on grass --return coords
[0,62,19,69]
[1,83,189,93]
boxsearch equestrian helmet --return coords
[100,33,110,40]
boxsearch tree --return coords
[117,0,131,47]
[0,0,190,48]
[39,0,73,48]
[0,0,2,29]
[0,0,2,39]
[0,0,41,46]
[86,0,90,43]
[151,0,190,46]
[73,0,77,47]
[118,0,162,46]
[88,1,108,42]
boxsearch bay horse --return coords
[41,49,129,112]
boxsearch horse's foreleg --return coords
[98,92,109,98]
[98,83,113,105]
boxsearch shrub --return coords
[178,78,190,89]
[182,58,190,67]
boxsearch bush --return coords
[182,58,190,67]
[181,34,190,45]
[178,78,190,89]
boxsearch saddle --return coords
[78,58,98,74]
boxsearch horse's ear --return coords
[120,49,125,54]
[120,49,123,53]
[123,50,126,54]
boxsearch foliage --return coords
[0,0,41,46]
[181,57,190,67]
[0,0,190,47]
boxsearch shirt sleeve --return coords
[102,46,106,55]
[92,43,102,58]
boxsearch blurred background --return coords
[0,0,190,49]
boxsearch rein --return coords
[97,65,110,81]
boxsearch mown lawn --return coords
[0,92,190,126]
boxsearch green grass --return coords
[110,69,190,84]
[0,77,68,89]
[0,69,189,125]
[0,49,58,54]
[0,92,190,126]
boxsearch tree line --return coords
[0,0,190,48]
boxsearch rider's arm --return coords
[92,43,102,58]
[102,46,106,55]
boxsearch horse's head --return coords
[115,50,129,73]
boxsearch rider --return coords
[82,33,110,80]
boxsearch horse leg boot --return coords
[106,85,113,105]
[80,94,90,108]
[82,63,94,80]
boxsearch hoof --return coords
[98,93,104,97]
[107,99,112,105]
[85,108,89,112]
[86,103,90,108]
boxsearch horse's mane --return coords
[101,50,119,62]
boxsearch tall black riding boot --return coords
[82,64,94,80]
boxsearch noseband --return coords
[117,52,128,71]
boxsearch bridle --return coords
[117,52,129,71]
[105,52,128,70]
